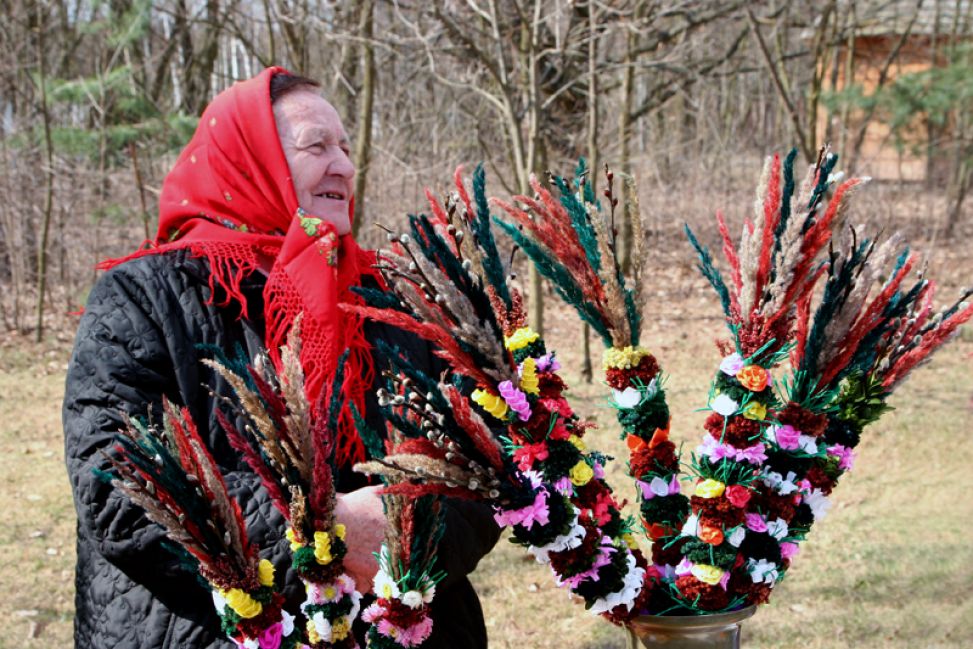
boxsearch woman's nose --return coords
[329,147,356,181]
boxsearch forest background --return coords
[1,1,971,648]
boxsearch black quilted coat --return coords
[63,252,500,648]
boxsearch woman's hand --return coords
[334,485,385,593]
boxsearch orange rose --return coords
[699,525,725,546]
[736,365,769,392]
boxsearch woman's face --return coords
[274,89,355,235]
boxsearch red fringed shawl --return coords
[101,67,376,466]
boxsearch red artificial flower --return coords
[691,495,745,528]
[725,485,752,508]
[777,402,828,437]
[512,441,549,472]
[703,412,761,448]
[650,534,685,565]
[675,575,729,610]
[805,466,836,494]
[605,354,660,390]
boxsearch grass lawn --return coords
[1,295,971,648]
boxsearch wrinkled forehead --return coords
[274,89,349,144]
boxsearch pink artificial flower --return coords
[827,444,855,471]
[720,353,745,376]
[779,542,800,560]
[774,424,801,450]
[397,616,434,647]
[535,353,561,372]
[258,622,283,649]
[493,488,550,529]
[593,462,605,480]
[361,602,386,623]
[745,513,768,533]
[553,476,573,495]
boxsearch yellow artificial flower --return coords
[569,460,594,486]
[322,584,337,600]
[313,531,334,565]
[285,527,300,551]
[334,523,346,541]
[331,617,351,641]
[694,479,726,498]
[602,345,650,370]
[223,588,263,619]
[568,434,586,451]
[307,621,321,645]
[622,533,638,550]
[742,400,767,421]
[690,564,725,586]
[258,559,275,587]
[504,327,539,351]
[519,357,540,395]
[471,389,509,420]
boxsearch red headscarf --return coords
[101,67,377,466]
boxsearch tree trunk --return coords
[35,2,55,342]
[581,0,599,384]
[352,0,375,237]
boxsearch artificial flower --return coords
[471,388,509,419]
[726,526,746,547]
[373,569,401,601]
[699,525,724,545]
[504,326,539,351]
[710,394,739,416]
[802,489,831,520]
[569,460,594,486]
[285,527,301,551]
[736,365,769,391]
[401,590,424,609]
[612,386,642,409]
[519,357,540,394]
[719,352,745,376]
[827,444,856,470]
[747,558,779,585]
[744,513,767,533]
[742,400,767,421]
[257,621,283,649]
[568,434,586,451]
[603,345,650,370]
[725,485,752,508]
[772,424,800,450]
[690,563,725,586]
[694,479,726,498]
[498,380,531,421]
[313,531,333,565]
[223,588,262,619]
[257,559,275,587]
[766,518,789,540]
[779,542,800,560]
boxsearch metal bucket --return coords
[627,607,757,649]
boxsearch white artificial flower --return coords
[648,476,672,497]
[803,489,831,520]
[797,435,819,455]
[727,526,746,548]
[680,514,700,538]
[527,510,585,563]
[312,611,333,642]
[280,610,295,636]
[710,394,739,417]
[589,553,645,614]
[348,590,362,621]
[612,386,642,409]
[373,568,401,600]
[761,469,799,495]
[747,559,779,586]
[241,639,259,649]
[401,590,424,609]
[211,590,227,615]
[420,580,437,604]
[766,518,789,541]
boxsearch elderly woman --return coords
[63,68,499,648]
